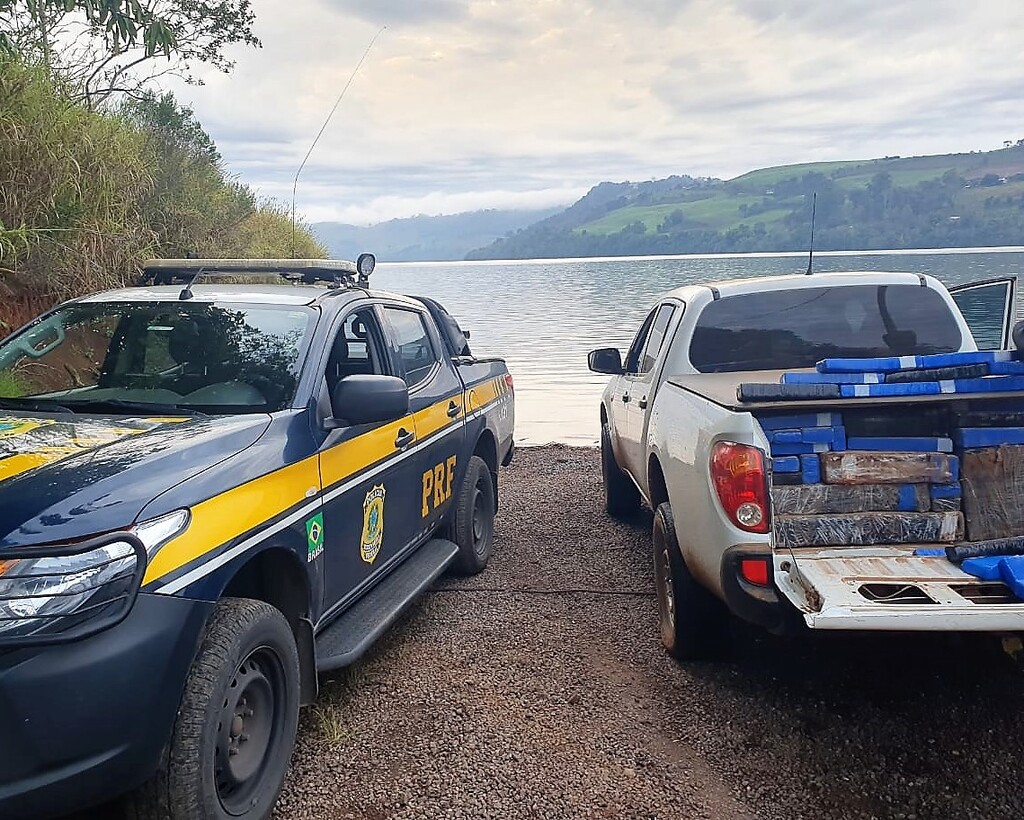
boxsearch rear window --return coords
[689,284,962,373]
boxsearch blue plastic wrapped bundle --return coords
[758,413,840,430]
[772,456,801,474]
[846,436,954,453]
[954,428,1024,448]
[769,427,841,444]
[771,442,831,455]
[781,372,883,384]
[989,361,1024,376]
[952,376,1024,394]
[841,382,947,397]
[818,351,1017,374]
[800,455,821,484]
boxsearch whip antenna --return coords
[291,25,386,258]
[805,191,817,275]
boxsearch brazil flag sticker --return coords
[306,513,325,562]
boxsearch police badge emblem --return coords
[360,484,386,564]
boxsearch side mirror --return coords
[588,347,623,375]
[327,374,409,429]
[1013,319,1024,351]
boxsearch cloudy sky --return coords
[172,0,1024,225]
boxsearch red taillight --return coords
[740,558,771,586]
[710,441,770,534]
[504,373,514,394]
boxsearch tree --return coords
[0,0,259,106]
[120,91,254,257]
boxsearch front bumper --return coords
[0,593,213,819]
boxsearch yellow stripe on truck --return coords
[144,455,320,585]
[467,377,502,413]
[145,392,469,587]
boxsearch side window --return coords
[382,307,439,388]
[624,308,658,374]
[639,304,676,374]
[325,309,387,394]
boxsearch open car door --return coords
[949,276,1017,350]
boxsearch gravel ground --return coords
[69,444,1024,819]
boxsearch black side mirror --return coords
[327,374,409,429]
[588,347,623,375]
[1013,319,1024,351]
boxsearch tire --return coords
[652,502,731,661]
[449,454,496,575]
[602,422,640,519]
[127,598,300,820]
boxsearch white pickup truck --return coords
[589,270,1024,660]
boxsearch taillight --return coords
[504,373,514,394]
[710,441,770,534]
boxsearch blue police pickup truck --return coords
[0,257,514,820]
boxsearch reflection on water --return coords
[375,248,1024,446]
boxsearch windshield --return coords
[688,284,962,373]
[0,301,316,413]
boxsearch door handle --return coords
[447,401,461,418]
[622,394,631,404]
[394,428,415,449]
[638,397,648,410]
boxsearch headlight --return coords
[132,509,190,555]
[0,510,187,646]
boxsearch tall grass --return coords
[0,57,326,333]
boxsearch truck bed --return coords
[667,370,1024,413]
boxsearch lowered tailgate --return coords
[776,547,1024,630]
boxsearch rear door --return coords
[620,302,679,482]
[379,304,466,536]
[949,276,1017,349]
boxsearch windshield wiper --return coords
[59,399,207,417]
[0,397,76,414]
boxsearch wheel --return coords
[652,502,731,661]
[602,422,640,518]
[449,454,496,575]
[127,598,300,820]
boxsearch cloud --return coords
[299,186,587,224]
[167,0,1024,224]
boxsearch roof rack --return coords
[138,257,375,289]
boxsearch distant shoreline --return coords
[378,244,1024,267]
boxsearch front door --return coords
[949,277,1017,350]
[608,308,657,480]
[379,304,466,537]
[620,302,678,483]
[318,306,423,613]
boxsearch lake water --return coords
[374,247,1024,446]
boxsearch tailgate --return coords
[776,547,1024,630]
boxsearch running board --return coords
[315,538,459,672]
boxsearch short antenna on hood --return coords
[805,191,817,275]
[290,25,386,259]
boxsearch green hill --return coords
[467,144,1024,260]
